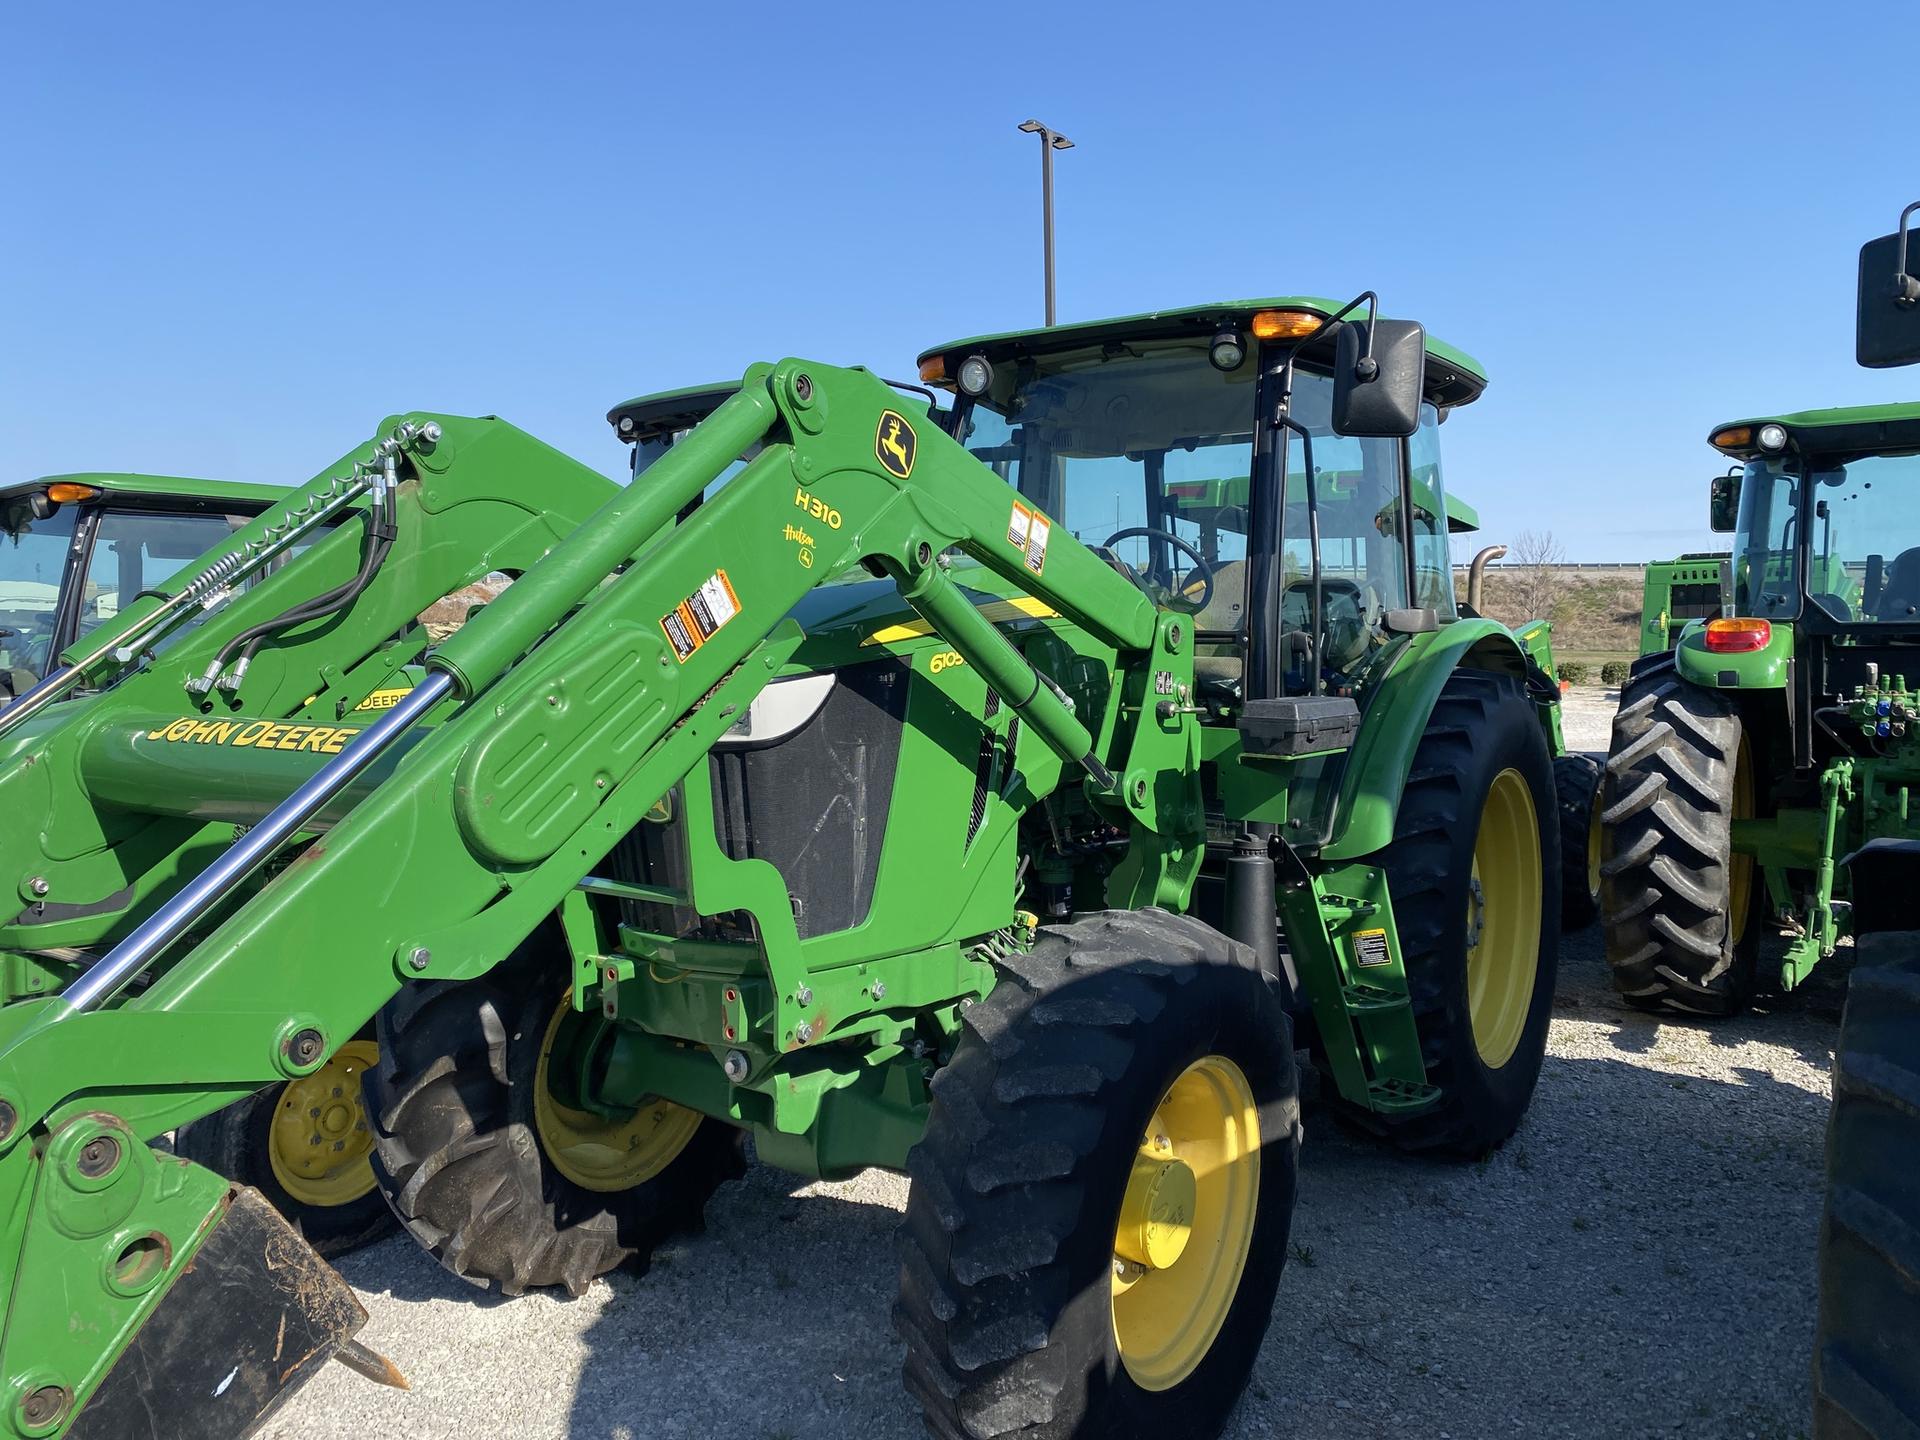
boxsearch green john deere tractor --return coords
[0,296,1569,1440]
[1636,549,1728,656]
[2,473,396,1255]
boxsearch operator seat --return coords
[1876,547,1920,620]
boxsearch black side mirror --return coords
[1857,202,1920,368]
[1332,318,1425,438]
[1710,471,1741,533]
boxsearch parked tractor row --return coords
[2,204,1914,1440]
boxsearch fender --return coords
[1322,618,1533,862]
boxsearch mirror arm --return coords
[1896,201,1920,306]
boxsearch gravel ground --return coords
[270,688,1838,1440]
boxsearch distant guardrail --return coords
[1448,561,1645,572]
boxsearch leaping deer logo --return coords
[876,411,916,479]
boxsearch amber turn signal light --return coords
[1704,617,1771,653]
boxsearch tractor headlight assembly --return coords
[1758,423,1788,452]
[957,355,994,397]
[1208,329,1247,372]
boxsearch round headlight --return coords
[1208,330,1246,372]
[957,355,994,397]
[1758,423,1788,452]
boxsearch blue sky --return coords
[3,1,1914,560]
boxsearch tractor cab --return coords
[0,473,291,703]
[1707,407,1920,758]
[916,299,1488,707]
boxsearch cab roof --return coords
[1710,401,1920,461]
[918,298,1489,412]
[2,473,289,508]
[605,383,741,445]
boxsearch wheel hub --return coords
[267,1040,379,1207]
[1114,1149,1197,1272]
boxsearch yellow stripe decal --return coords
[860,595,1060,647]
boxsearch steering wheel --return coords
[1100,527,1216,615]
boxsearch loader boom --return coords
[0,360,1199,1436]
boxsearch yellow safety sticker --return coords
[660,569,742,663]
[1007,499,1049,574]
[1353,928,1393,968]
[141,717,362,754]
[861,595,1060,648]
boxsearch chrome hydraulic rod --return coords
[0,421,436,740]
[57,671,453,1013]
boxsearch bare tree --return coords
[1508,529,1566,621]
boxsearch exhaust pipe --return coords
[1466,544,1507,612]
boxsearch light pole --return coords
[1018,118,1073,326]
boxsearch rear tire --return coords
[1366,669,1560,1157]
[896,909,1299,1440]
[366,930,744,1296]
[1601,664,1759,1015]
[1555,751,1603,932]
[1812,931,1920,1439]
[174,1047,394,1260]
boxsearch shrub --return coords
[1557,660,1591,685]
[1600,661,1630,687]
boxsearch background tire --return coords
[1367,668,1560,1157]
[896,910,1299,1440]
[1812,931,1920,1439]
[174,1041,393,1259]
[1601,663,1759,1015]
[366,929,744,1296]
[1556,751,1603,932]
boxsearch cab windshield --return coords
[950,335,1454,688]
[0,506,76,691]
[1735,449,1920,623]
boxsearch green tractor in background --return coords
[1,472,397,1257]
[0,296,1578,1440]
[1601,203,1920,1438]
[1636,549,1728,657]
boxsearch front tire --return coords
[896,910,1299,1440]
[366,931,744,1296]
[174,1040,394,1259]
[1601,664,1760,1015]
[1367,669,1560,1157]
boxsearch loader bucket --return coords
[63,1187,372,1440]
[0,1107,387,1440]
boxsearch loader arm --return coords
[0,361,1199,1437]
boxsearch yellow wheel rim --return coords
[1110,1054,1260,1392]
[1729,737,1755,946]
[267,1040,380,1208]
[533,1003,702,1193]
[1586,779,1604,906]
[1465,768,1544,1069]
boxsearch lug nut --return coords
[408,947,431,972]
[722,1050,750,1082]
[27,877,49,898]
[795,985,813,1007]
[794,1022,814,1045]
[871,980,886,1000]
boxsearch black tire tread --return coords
[895,909,1300,1440]
[1556,751,1602,931]
[366,942,743,1297]
[1365,669,1560,1157]
[1600,664,1755,1015]
[1813,931,1920,1440]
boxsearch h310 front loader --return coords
[0,302,1565,1439]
